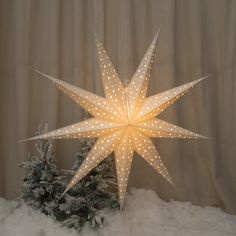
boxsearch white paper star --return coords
[27,32,207,209]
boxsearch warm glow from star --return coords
[27,32,207,209]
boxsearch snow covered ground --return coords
[0,188,236,236]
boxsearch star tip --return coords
[18,139,26,143]
[191,76,208,86]
[29,68,44,77]
[194,133,209,139]
[58,187,70,201]
[18,137,36,143]
[19,135,49,142]
[119,203,124,211]
[94,34,102,45]
[154,29,161,42]
[18,139,28,143]
[170,180,176,188]
[58,194,64,201]
[202,74,210,80]
[29,67,40,73]
[197,75,210,83]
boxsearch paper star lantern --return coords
[27,32,207,209]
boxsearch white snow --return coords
[0,189,236,236]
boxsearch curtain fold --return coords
[0,0,235,214]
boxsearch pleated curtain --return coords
[0,0,235,214]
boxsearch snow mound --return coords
[0,189,236,236]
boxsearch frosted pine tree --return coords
[20,124,118,231]
[20,125,64,213]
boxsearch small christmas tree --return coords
[20,124,118,231]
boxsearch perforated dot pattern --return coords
[29,32,207,209]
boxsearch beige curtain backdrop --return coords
[0,0,236,214]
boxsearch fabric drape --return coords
[0,0,235,214]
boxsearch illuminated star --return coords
[27,32,207,209]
